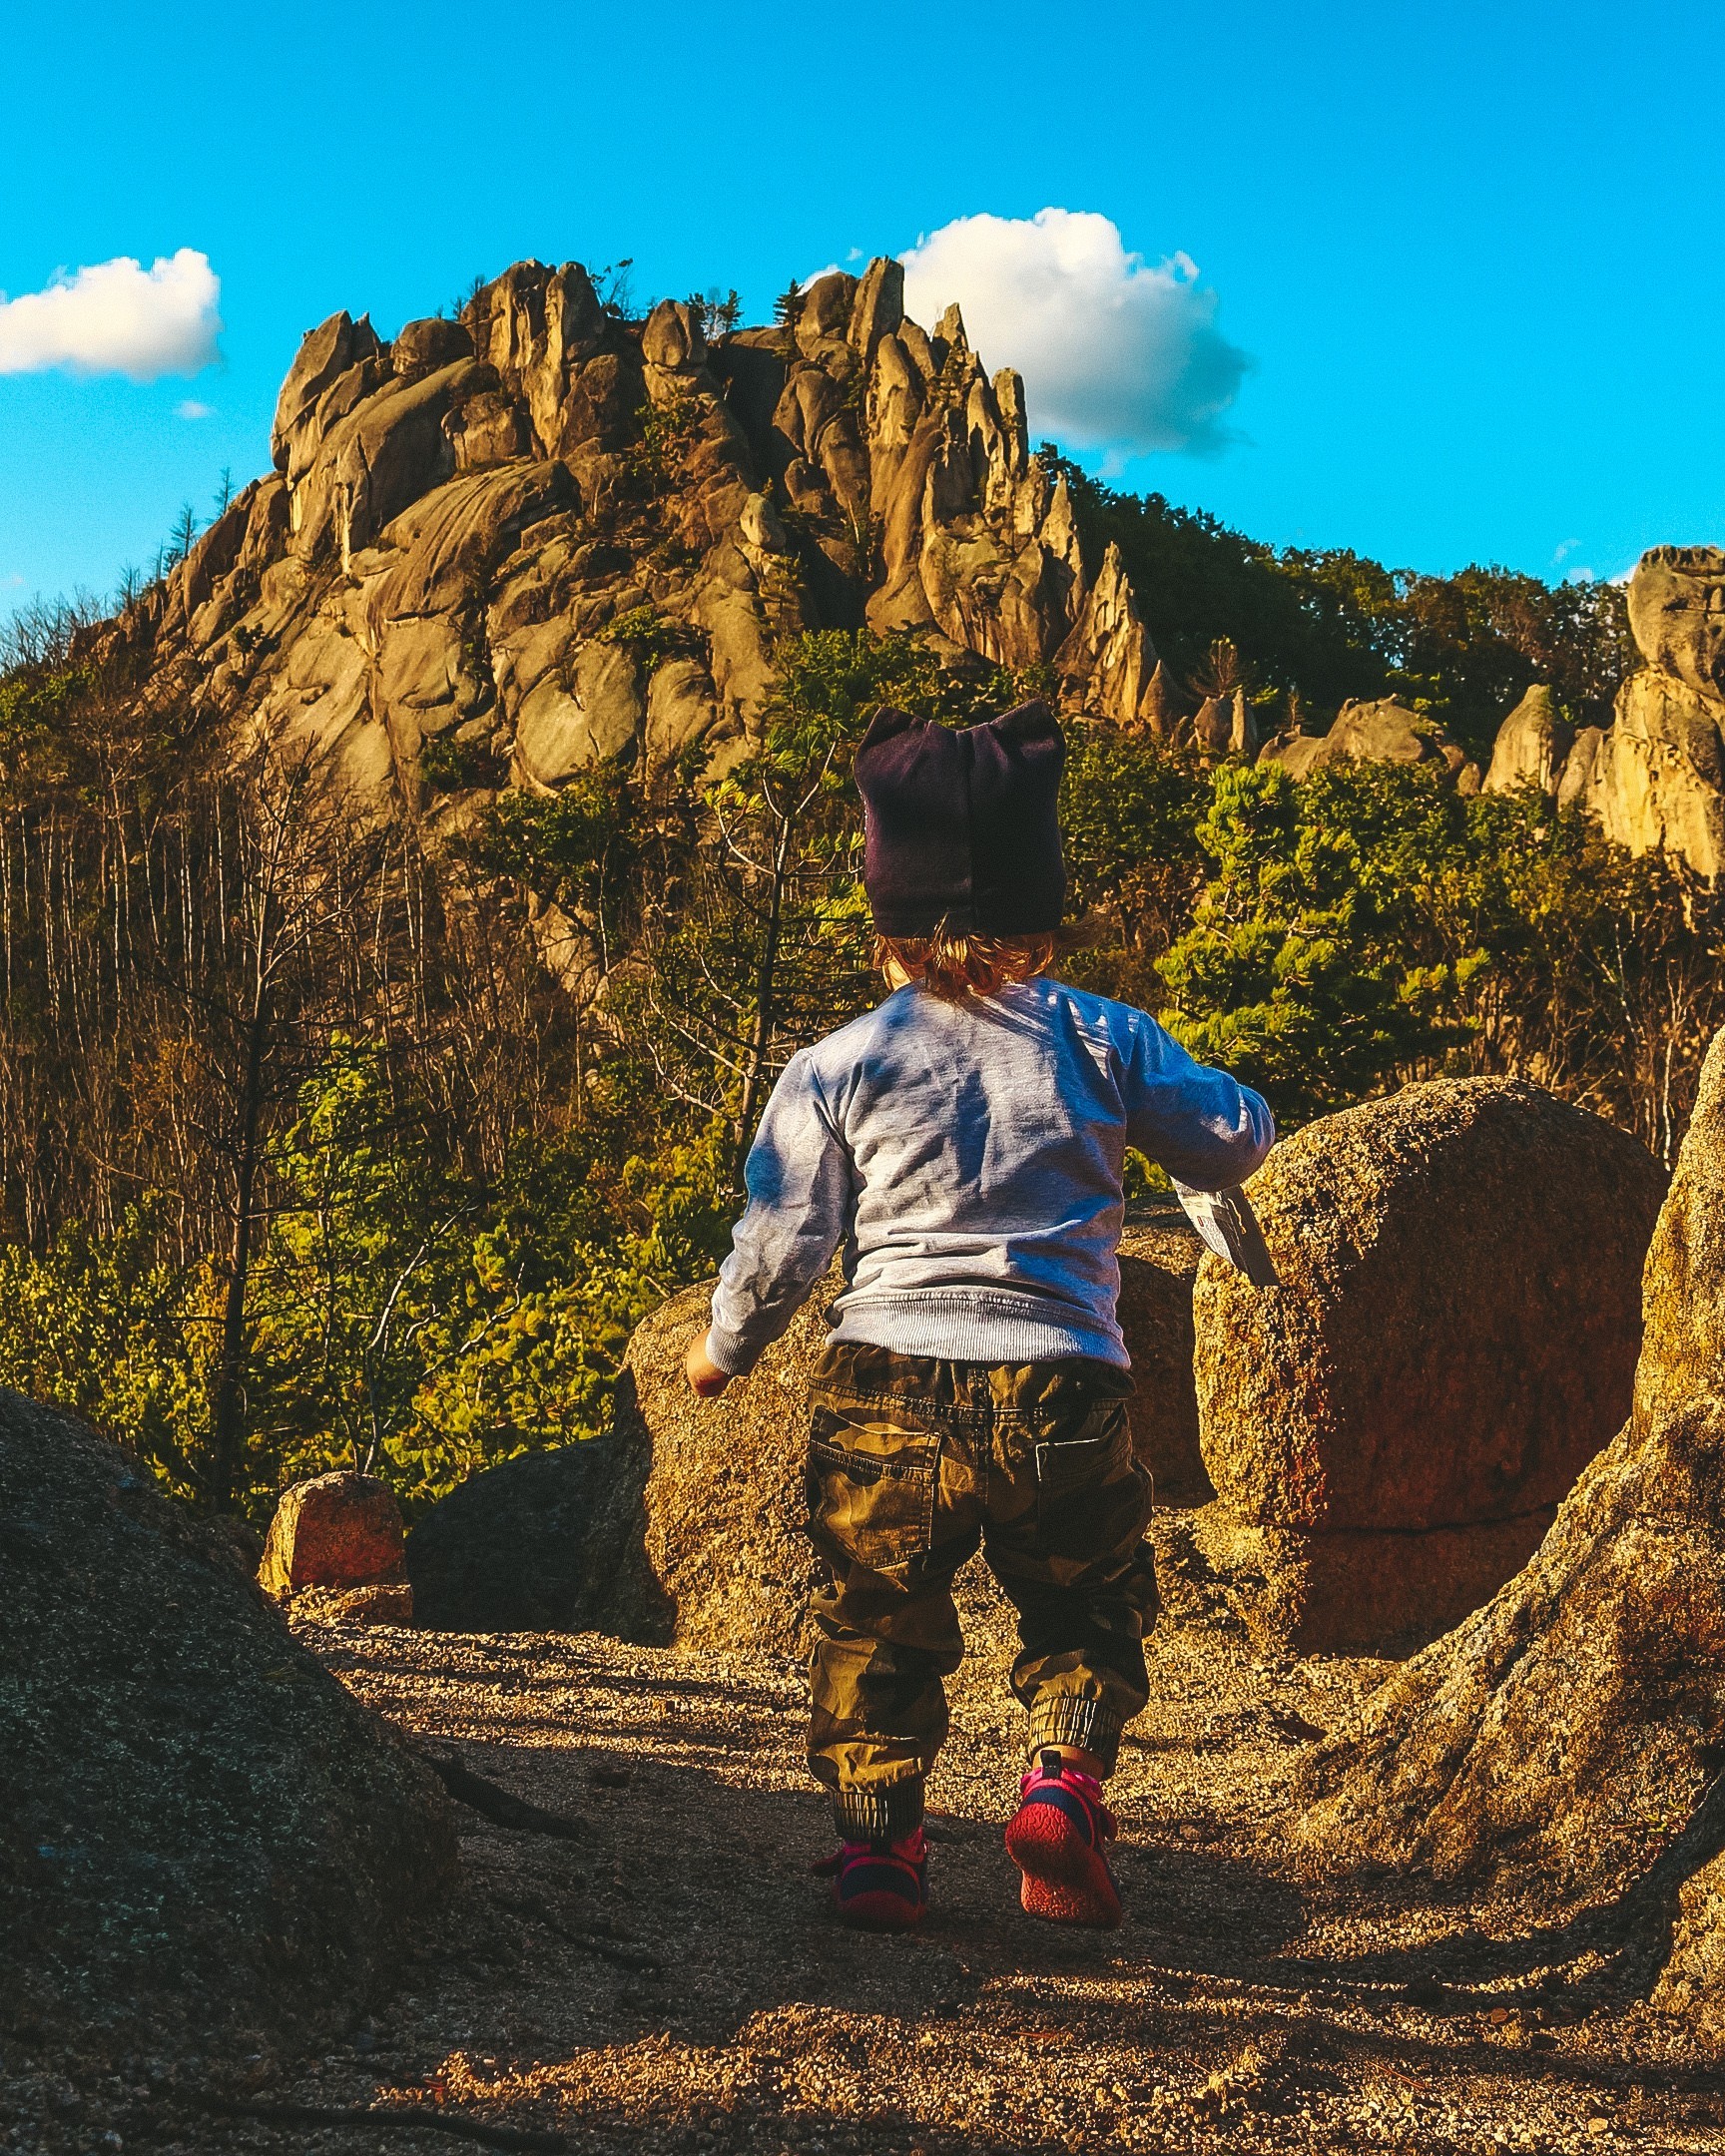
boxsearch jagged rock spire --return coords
[1137,660,1185,740]
[1056,542,1156,727]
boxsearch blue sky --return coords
[3,0,1721,611]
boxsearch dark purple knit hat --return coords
[855,701,1067,937]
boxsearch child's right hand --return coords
[684,1332,732,1397]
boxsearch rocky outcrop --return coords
[91,255,1194,844]
[0,1393,455,2064]
[1566,663,1725,875]
[1629,544,1725,697]
[78,260,1725,895]
[1189,1077,1666,1653]
[1294,1026,1725,2032]
[1482,683,1571,796]
[1260,698,1476,789]
[1055,542,1156,724]
[1257,553,1725,875]
[1477,548,1725,874]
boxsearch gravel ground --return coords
[7,1549,1724,2156]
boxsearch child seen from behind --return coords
[684,702,1274,1931]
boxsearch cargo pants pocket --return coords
[805,1402,939,1578]
[1032,1401,1133,1492]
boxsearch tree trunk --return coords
[730,817,791,1190]
[205,985,272,1512]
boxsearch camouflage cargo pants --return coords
[803,1341,1158,1840]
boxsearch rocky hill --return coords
[87,260,1147,829]
[81,255,1725,876]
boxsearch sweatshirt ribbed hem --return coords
[829,1290,1128,1369]
[702,1325,758,1376]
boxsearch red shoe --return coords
[813,1829,927,1931]
[1005,1749,1122,1928]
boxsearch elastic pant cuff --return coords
[834,1779,925,1842]
[1026,1699,1126,1774]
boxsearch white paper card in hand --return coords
[1170,1179,1280,1289]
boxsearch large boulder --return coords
[1294,1026,1725,2035]
[1190,1077,1666,1652]
[1483,683,1571,797]
[1260,698,1473,787]
[0,1397,456,2065]
[407,1440,630,1632]
[613,1280,827,1656]
[1627,544,1725,701]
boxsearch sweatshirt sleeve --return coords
[706,1050,855,1376]
[1119,1014,1276,1191]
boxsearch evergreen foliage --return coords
[1044,452,1635,751]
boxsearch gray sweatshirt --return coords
[707,974,1276,1362]
[706,978,1274,1375]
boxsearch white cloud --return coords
[0,249,222,381]
[175,398,216,419]
[901,209,1249,462]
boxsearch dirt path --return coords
[48,1564,1725,2156]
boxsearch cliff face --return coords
[1483,546,1725,877]
[86,259,1162,832]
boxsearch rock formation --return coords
[1482,683,1571,796]
[82,258,1191,863]
[0,1393,456,2063]
[1478,547,1725,876]
[65,255,1725,901]
[1294,1025,1725,2030]
[410,1218,1205,1650]
[1260,697,1478,792]
[1256,549,1725,877]
[1188,1078,1666,1653]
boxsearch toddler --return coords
[684,702,1273,1930]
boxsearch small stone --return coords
[258,1470,408,1595]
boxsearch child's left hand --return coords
[684,1332,732,1397]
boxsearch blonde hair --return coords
[875,920,1091,1003]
